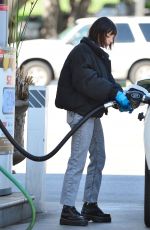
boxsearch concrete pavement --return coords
[2,174,147,230]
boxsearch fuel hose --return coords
[0,102,113,162]
[0,165,36,230]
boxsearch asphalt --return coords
[2,173,147,230]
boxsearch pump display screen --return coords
[2,87,15,114]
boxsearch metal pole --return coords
[26,86,48,211]
[0,1,8,47]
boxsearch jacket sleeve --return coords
[70,46,119,103]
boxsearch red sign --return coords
[0,5,8,11]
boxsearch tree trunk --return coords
[40,0,59,38]
[70,0,91,20]
[41,0,91,37]
[124,0,136,15]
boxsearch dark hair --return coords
[88,17,117,49]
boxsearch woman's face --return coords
[104,32,115,47]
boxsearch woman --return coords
[55,17,132,226]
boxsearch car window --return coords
[139,23,150,42]
[68,23,135,45]
[58,27,73,40]
[115,23,135,43]
[60,22,135,45]
[69,25,90,46]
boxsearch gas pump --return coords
[0,1,16,195]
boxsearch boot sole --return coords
[85,215,111,223]
[60,218,88,226]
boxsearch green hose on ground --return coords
[0,165,36,230]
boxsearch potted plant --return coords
[8,0,38,165]
[13,66,33,165]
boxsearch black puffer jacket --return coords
[55,37,122,117]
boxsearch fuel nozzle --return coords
[142,95,150,105]
[124,84,150,109]
[125,89,145,109]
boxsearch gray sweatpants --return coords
[60,111,106,206]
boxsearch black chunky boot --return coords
[81,202,111,223]
[60,205,88,226]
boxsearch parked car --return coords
[18,16,150,86]
[144,96,150,228]
[136,78,150,228]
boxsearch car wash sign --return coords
[0,48,16,153]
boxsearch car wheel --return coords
[144,160,150,228]
[129,61,150,83]
[22,60,54,86]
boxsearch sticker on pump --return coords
[2,87,15,114]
